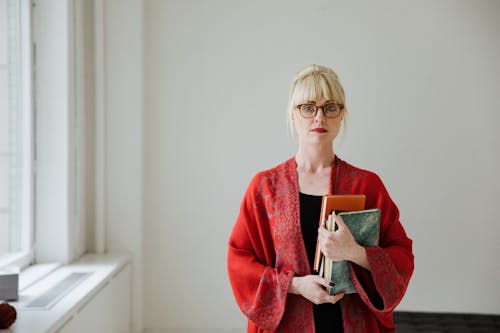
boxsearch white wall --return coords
[143,0,500,331]
[100,0,143,332]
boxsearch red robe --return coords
[227,156,414,333]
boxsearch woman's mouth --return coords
[311,128,327,133]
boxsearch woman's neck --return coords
[295,144,335,173]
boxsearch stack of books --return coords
[313,195,381,295]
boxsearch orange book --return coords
[313,195,366,272]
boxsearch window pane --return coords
[0,0,6,64]
[0,0,30,259]
[0,213,8,254]
[0,156,8,209]
[0,67,8,152]
[1,0,11,257]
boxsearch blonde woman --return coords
[228,64,413,332]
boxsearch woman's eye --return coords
[325,104,337,112]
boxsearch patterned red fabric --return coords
[227,156,414,332]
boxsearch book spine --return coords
[324,213,333,285]
[313,197,328,272]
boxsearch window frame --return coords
[1,0,93,270]
[32,0,92,264]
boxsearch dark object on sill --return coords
[0,270,19,301]
[394,311,500,333]
[0,302,17,329]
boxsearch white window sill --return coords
[0,252,33,272]
[1,253,130,333]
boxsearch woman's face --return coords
[292,96,343,146]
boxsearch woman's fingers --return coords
[300,275,346,305]
[318,227,335,259]
[310,275,331,289]
[328,292,345,304]
[317,226,333,245]
[333,213,346,230]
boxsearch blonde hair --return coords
[287,64,348,138]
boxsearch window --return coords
[0,0,33,268]
[1,0,93,269]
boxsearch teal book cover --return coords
[326,208,381,295]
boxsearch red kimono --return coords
[227,156,414,332]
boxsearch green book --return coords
[323,208,381,295]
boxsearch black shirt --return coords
[299,192,344,333]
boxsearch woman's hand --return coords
[318,213,371,270]
[318,213,359,261]
[288,275,345,305]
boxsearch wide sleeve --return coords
[227,175,295,331]
[349,173,414,314]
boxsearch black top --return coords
[299,192,344,333]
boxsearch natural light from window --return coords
[0,0,32,267]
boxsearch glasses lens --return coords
[324,103,339,117]
[299,104,316,118]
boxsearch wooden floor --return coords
[394,311,500,332]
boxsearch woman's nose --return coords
[315,107,326,121]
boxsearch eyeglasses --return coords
[296,103,344,118]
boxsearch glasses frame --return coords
[296,103,345,119]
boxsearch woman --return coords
[227,64,414,332]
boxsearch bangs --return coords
[292,73,344,106]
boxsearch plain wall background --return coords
[142,0,500,331]
[103,0,144,332]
